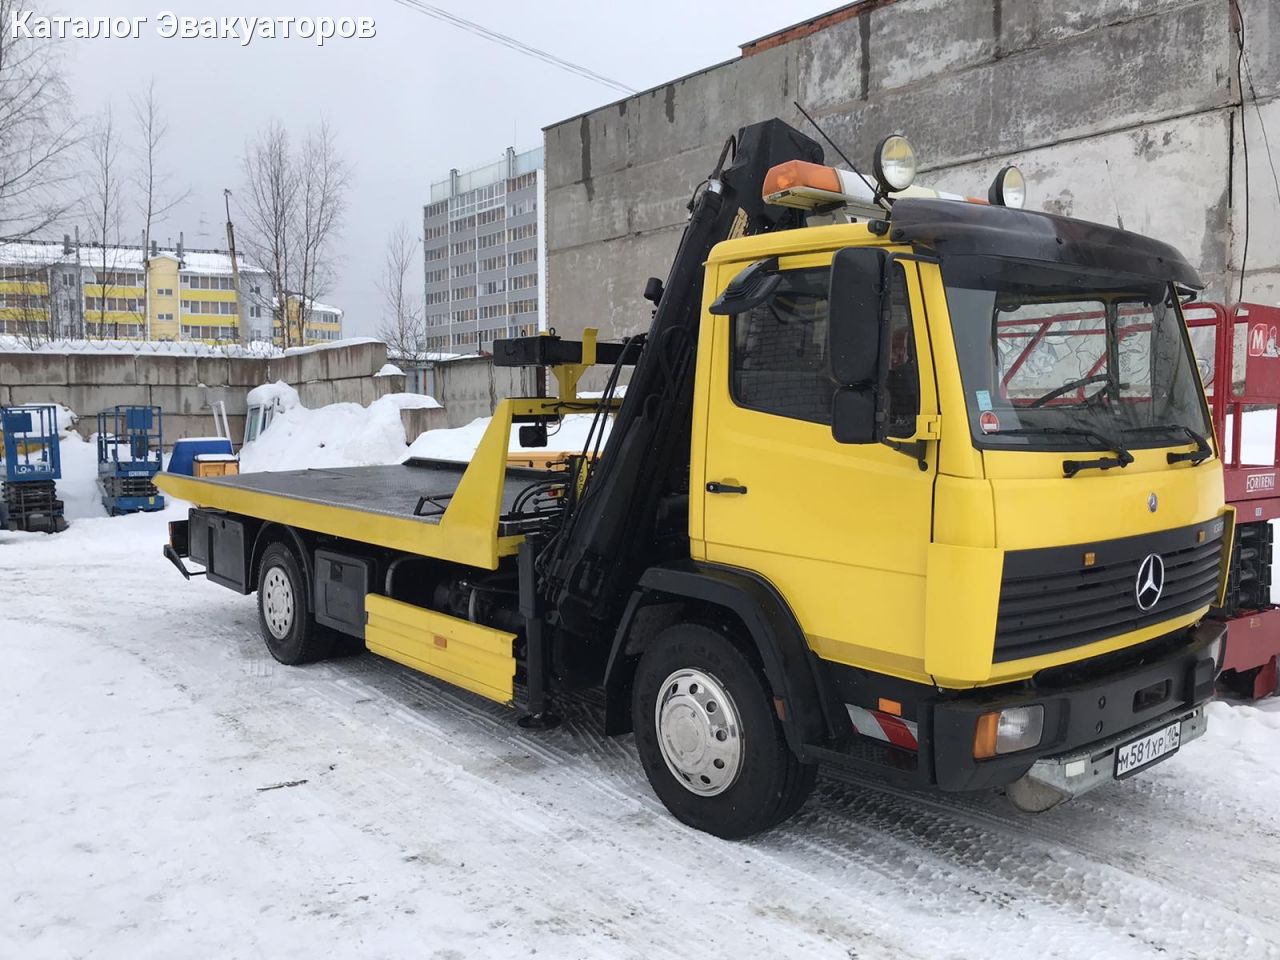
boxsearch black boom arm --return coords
[542,118,825,638]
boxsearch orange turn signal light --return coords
[877,697,902,717]
[973,711,1000,759]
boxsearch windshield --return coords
[942,256,1210,451]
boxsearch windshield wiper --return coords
[992,426,1135,478]
[1122,424,1213,466]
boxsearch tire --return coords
[256,541,335,665]
[632,623,817,839]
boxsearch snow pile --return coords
[279,337,381,357]
[0,336,281,358]
[245,380,301,412]
[55,434,107,520]
[0,335,384,359]
[405,412,611,462]
[375,363,404,377]
[238,393,431,473]
[376,392,440,410]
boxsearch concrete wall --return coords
[544,0,1280,337]
[0,341,404,444]
[432,355,541,427]
[400,406,450,444]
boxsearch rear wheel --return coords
[632,623,816,838]
[256,541,336,665]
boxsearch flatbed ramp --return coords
[156,457,553,569]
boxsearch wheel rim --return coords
[654,668,744,797]
[262,565,295,640]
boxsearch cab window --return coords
[730,267,833,425]
[882,265,920,437]
[729,263,919,436]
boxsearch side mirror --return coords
[709,257,782,316]
[828,247,888,444]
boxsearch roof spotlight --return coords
[988,165,1026,208]
[872,135,917,196]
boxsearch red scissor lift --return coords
[1186,302,1280,699]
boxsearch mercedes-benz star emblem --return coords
[1135,554,1165,611]
[1147,492,1158,513]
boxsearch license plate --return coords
[1115,721,1182,778]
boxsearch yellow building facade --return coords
[0,240,340,347]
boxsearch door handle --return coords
[706,481,748,495]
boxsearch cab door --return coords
[693,254,938,681]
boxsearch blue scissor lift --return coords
[97,405,166,515]
[0,404,67,533]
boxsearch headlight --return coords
[873,134,917,194]
[974,704,1045,758]
[988,165,1026,208]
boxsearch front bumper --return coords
[929,619,1223,792]
[1005,706,1206,810]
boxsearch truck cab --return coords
[667,186,1224,816]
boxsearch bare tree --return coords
[82,107,135,339]
[377,223,424,359]
[240,122,297,346]
[296,120,349,342]
[132,78,187,339]
[0,0,79,242]
[239,119,350,348]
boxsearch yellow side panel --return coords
[924,543,1003,685]
[364,595,515,704]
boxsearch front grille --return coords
[994,519,1224,662]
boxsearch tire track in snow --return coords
[10,542,1280,959]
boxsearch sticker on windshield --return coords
[975,390,993,411]
[979,411,1001,434]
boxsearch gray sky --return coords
[53,1,838,336]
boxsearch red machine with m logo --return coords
[1186,301,1280,698]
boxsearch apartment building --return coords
[0,237,337,346]
[422,145,546,355]
[275,294,344,345]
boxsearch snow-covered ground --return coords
[3,407,1280,958]
[3,507,1280,959]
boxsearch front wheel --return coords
[631,623,816,838]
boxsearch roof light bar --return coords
[762,160,878,212]
[761,152,1030,215]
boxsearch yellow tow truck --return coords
[158,119,1228,837]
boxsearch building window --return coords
[508,248,536,267]
[250,306,261,318]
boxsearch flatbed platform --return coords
[174,458,549,523]
[155,456,559,570]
